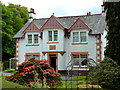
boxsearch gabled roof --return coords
[13,13,106,38]
[68,18,91,32]
[40,15,64,31]
[22,22,40,34]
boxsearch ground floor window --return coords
[72,54,88,67]
[25,53,40,60]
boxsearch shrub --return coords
[5,57,62,88]
[88,58,120,89]
[3,60,9,70]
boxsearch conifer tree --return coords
[104,2,120,65]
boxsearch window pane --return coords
[26,55,32,60]
[28,35,32,44]
[34,34,38,43]
[54,31,58,41]
[73,55,79,65]
[33,55,39,60]
[48,31,52,41]
[73,32,79,42]
[80,32,86,42]
[81,54,87,66]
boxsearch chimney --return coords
[87,12,91,15]
[101,0,105,13]
[28,8,36,22]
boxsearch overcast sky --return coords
[1,0,103,18]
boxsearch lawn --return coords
[0,76,29,88]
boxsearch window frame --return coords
[72,54,88,67]
[28,35,32,44]
[73,32,79,43]
[72,31,87,43]
[27,34,39,44]
[48,30,58,42]
[34,34,39,44]
[25,54,40,60]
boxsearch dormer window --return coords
[73,31,87,43]
[80,32,86,42]
[28,35,32,44]
[27,34,39,44]
[48,30,58,42]
[34,34,38,43]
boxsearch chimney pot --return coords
[30,8,34,13]
[87,12,89,15]
[89,12,91,15]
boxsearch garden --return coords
[1,58,120,89]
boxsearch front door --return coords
[49,54,58,72]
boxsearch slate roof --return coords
[13,13,106,38]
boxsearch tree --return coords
[88,58,120,89]
[104,2,120,66]
[2,2,29,61]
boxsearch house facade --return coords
[13,10,107,72]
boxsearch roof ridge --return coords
[33,13,102,20]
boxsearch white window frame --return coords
[72,54,88,67]
[73,32,79,43]
[25,55,40,60]
[34,34,39,44]
[80,32,87,43]
[28,35,32,44]
[72,31,87,43]
[27,34,39,44]
[48,30,58,42]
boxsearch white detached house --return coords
[13,9,107,72]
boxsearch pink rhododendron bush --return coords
[6,57,62,88]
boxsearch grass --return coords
[3,69,15,73]
[1,79,29,88]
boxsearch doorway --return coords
[49,54,58,72]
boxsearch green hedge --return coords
[88,58,120,89]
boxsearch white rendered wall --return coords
[18,32,41,64]
[17,28,106,70]
[42,28,65,51]
[101,30,107,60]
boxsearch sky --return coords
[1,0,103,18]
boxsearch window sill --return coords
[46,42,59,44]
[72,66,88,68]
[72,43,88,45]
[26,44,39,46]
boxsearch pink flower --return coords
[39,62,44,64]
[30,81,35,83]
[32,57,36,59]
[43,71,50,75]
[52,80,55,83]
[28,79,33,81]
[52,74,56,77]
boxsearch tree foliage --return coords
[1,2,29,61]
[104,2,120,65]
[88,58,120,89]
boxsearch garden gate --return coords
[65,58,99,89]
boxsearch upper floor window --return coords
[72,54,88,67]
[73,32,79,42]
[80,32,86,42]
[73,31,87,43]
[27,34,39,44]
[28,35,32,44]
[34,34,38,43]
[48,30,58,41]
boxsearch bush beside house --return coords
[6,57,62,88]
[88,58,120,89]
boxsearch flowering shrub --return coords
[6,57,62,88]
